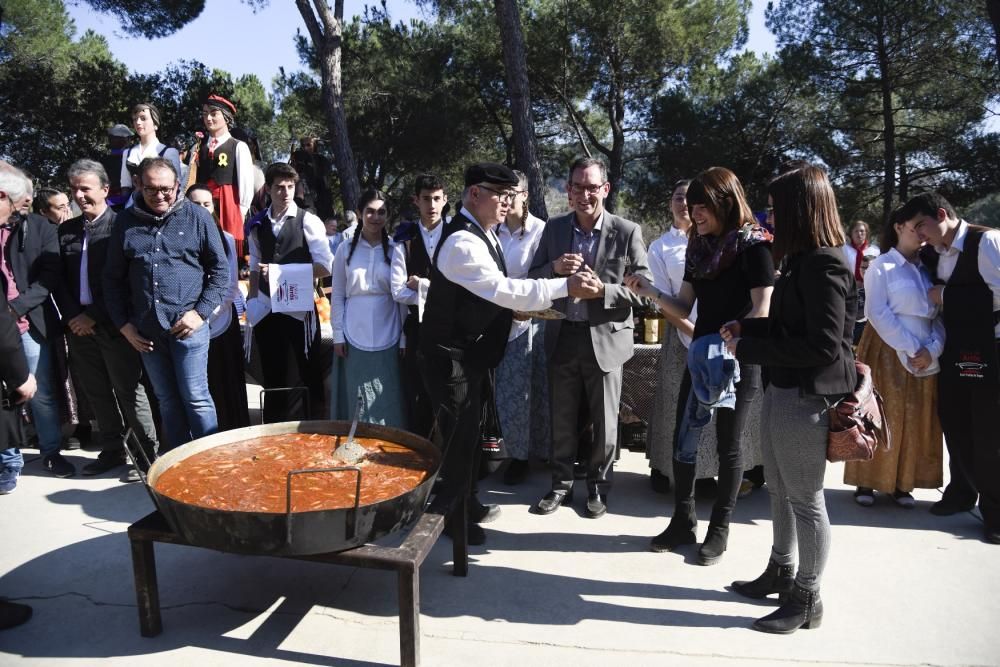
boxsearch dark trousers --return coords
[675,363,762,525]
[418,351,485,509]
[66,321,159,460]
[402,330,434,439]
[548,324,622,496]
[937,342,1000,530]
[253,313,323,423]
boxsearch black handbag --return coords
[478,369,508,478]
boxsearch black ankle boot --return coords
[732,559,794,601]
[697,523,729,566]
[650,461,697,552]
[752,582,823,634]
[649,509,698,552]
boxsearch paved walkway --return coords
[1,435,997,666]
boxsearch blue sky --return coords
[67,0,777,85]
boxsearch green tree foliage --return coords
[0,0,130,181]
[647,54,824,221]
[529,0,751,212]
[768,0,1000,224]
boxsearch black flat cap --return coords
[464,162,519,188]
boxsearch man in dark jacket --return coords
[0,171,37,628]
[57,160,159,480]
[103,157,228,452]
[0,165,70,479]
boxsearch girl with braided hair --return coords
[330,189,406,426]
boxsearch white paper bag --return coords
[268,263,313,314]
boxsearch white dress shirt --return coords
[435,209,568,313]
[648,225,695,347]
[497,213,546,341]
[390,220,445,322]
[865,248,945,376]
[332,235,406,351]
[248,201,333,276]
[208,231,239,339]
[935,220,1000,339]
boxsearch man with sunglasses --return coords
[104,157,229,453]
[528,156,651,518]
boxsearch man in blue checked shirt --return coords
[103,157,229,453]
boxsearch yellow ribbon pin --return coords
[217,153,229,168]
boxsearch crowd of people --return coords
[2,94,999,634]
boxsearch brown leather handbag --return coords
[827,361,891,462]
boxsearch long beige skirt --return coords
[844,326,943,493]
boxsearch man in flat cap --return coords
[528,156,651,519]
[195,94,254,253]
[419,162,602,546]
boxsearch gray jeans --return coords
[760,384,831,591]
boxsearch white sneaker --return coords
[892,490,915,509]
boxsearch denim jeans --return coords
[140,325,217,452]
[0,329,62,472]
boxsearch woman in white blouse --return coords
[120,103,182,204]
[330,189,407,427]
[845,210,944,507]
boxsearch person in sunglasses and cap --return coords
[419,162,603,546]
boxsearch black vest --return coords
[256,209,310,296]
[199,137,237,185]
[921,224,998,385]
[419,216,513,370]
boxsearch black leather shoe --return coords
[534,489,572,515]
[585,492,607,518]
[929,497,976,516]
[650,468,671,494]
[503,459,530,485]
[443,521,487,546]
[82,454,127,476]
[0,600,33,630]
[469,500,501,524]
[984,528,1000,545]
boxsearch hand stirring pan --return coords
[333,395,368,464]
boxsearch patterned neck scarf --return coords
[686,222,772,281]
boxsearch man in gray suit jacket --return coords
[528,157,651,518]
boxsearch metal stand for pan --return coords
[127,495,467,667]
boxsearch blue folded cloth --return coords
[674,333,740,464]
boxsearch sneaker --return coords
[42,453,76,478]
[62,436,82,451]
[122,468,142,483]
[892,490,915,509]
[0,467,20,495]
[854,487,875,507]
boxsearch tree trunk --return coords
[988,0,1000,64]
[493,0,548,219]
[296,0,361,213]
[605,72,627,214]
[875,15,896,227]
[898,149,909,203]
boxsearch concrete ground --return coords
[1,420,998,666]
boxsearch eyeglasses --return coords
[142,186,176,198]
[569,183,606,196]
[478,185,516,205]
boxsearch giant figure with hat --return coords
[193,95,255,254]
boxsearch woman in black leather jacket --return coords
[721,164,857,634]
